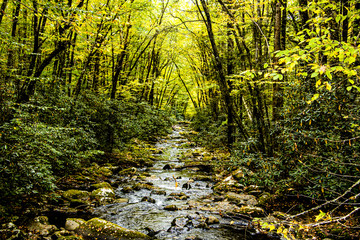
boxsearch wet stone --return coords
[182,182,192,189]
[121,186,133,193]
[168,192,189,200]
[164,205,179,211]
[151,189,167,196]
[141,196,156,203]
[163,164,173,170]
[205,216,220,225]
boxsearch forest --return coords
[0,0,359,239]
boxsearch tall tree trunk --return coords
[272,1,283,121]
[110,2,133,99]
[6,0,21,89]
[197,0,236,149]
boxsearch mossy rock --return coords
[164,205,179,211]
[151,189,166,196]
[99,167,113,177]
[63,190,91,205]
[76,218,150,239]
[133,183,155,191]
[92,182,112,189]
[226,192,258,206]
[57,236,84,240]
[193,175,212,181]
[238,206,265,217]
[122,186,134,193]
[118,167,137,176]
[27,216,58,236]
[91,188,115,205]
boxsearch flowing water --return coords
[95,126,261,240]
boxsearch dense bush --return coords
[190,108,227,149]
[0,93,172,201]
[228,83,360,199]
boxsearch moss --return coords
[118,167,137,176]
[92,182,112,189]
[133,183,155,191]
[238,206,265,217]
[63,190,90,201]
[57,236,84,240]
[91,188,115,199]
[99,167,113,177]
[76,218,150,239]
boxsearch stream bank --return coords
[1,123,283,240]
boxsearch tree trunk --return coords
[272,1,283,121]
[197,0,236,149]
[0,0,8,25]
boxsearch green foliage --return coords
[0,102,97,199]
[68,94,173,151]
[190,108,227,149]
[0,92,172,201]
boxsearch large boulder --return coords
[76,218,150,239]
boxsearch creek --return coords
[94,125,274,240]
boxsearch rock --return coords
[163,164,173,170]
[144,227,161,237]
[226,192,258,206]
[167,217,191,232]
[193,175,212,181]
[213,175,244,193]
[232,168,245,180]
[151,189,166,195]
[63,190,91,206]
[182,182,192,189]
[91,187,115,205]
[52,229,82,239]
[205,216,219,225]
[238,206,265,217]
[91,182,112,190]
[164,205,179,211]
[133,183,155,191]
[76,218,150,239]
[114,198,129,203]
[65,218,86,231]
[185,236,203,240]
[118,167,137,176]
[141,196,156,203]
[27,216,58,236]
[0,222,27,239]
[168,192,189,200]
[122,186,134,193]
[99,167,113,177]
[195,222,209,229]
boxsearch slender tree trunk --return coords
[0,0,8,25]
[197,0,236,149]
[272,1,283,121]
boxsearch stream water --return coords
[94,126,260,240]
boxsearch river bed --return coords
[94,126,258,240]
